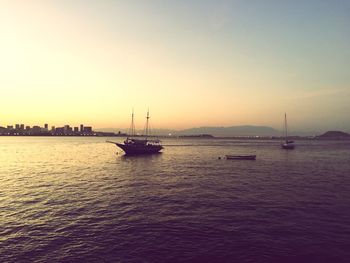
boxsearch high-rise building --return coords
[55,127,64,135]
[44,124,48,130]
[83,126,92,133]
[32,126,41,134]
[80,124,84,132]
[64,125,73,134]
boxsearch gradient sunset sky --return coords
[1,0,349,132]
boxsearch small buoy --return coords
[218,156,221,160]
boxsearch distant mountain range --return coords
[316,131,350,139]
[177,125,280,137]
[96,125,319,137]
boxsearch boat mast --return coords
[130,108,135,137]
[145,109,150,140]
[284,113,288,142]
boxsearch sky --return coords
[0,0,349,132]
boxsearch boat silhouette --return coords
[281,113,295,150]
[225,155,256,160]
[107,110,163,155]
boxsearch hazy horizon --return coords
[95,124,350,136]
[1,1,349,131]
[1,120,349,135]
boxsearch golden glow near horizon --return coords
[1,1,349,132]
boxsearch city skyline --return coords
[1,1,349,132]
[0,122,94,136]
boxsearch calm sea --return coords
[1,137,350,262]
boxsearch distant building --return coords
[7,125,13,130]
[83,126,92,133]
[74,127,79,133]
[0,126,8,135]
[32,126,41,134]
[41,123,49,132]
[55,127,64,135]
[64,125,73,135]
[80,124,84,132]
[15,124,20,130]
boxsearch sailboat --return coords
[107,110,163,155]
[281,113,295,150]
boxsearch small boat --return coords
[281,140,295,149]
[281,113,295,150]
[107,110,163,155]
[225,155,256,160]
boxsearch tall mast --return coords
[284,113,288,141]
[145,109,150,140]
[130,108,135,137]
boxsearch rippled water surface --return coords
[1,137,350,262]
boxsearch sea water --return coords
[1,137,350,262]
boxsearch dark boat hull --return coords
[116,143,163,155]
[281,143,295,150]
[225,155,256,160]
